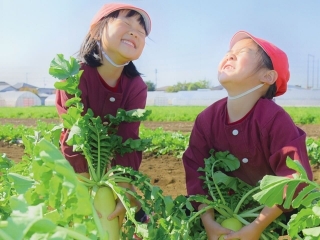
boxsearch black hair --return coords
[78,10,147,78]
[256,45,277,99]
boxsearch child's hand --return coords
[223,223,262,240]
[107,198,126,227]
[204,219,233,240]
[199,204,232,240]
[107,182,139,228]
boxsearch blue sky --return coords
[1,0,320,89]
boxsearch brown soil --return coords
[0,119,319,198]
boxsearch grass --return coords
[0,106,320,124]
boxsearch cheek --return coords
[218,60,225,70]
[138,39,146,51]
[217,59,226,73]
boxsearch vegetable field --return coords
[0,55,319,239]
[1,120,320,198]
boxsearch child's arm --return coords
[224,205,282,240]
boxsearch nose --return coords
[225,53,235,61]
[129,31,138,38]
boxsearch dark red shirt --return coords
[183,97,313,209]
[56,64,147,173]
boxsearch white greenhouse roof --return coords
[0,91,41,107]
[0,95,5,107]
[44,94,56,106]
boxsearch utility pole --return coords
[307,54,315,89]
[26,72,28,84]
[43,77,46,87]
[155,69,157,87]
[317,59,319,89]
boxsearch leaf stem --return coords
[188,205,215,223]
[238,205,264,216]
[0,229,14,240]
[82,148,99,182]
[76,174,95,187]
[234,186,260,214]
[56,226,93,240]
[207,160,223,202]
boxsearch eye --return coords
[138,29,146,36]
[123,21,130,26]
[238,48,250,54]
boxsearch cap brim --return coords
[90,4,151,36]
[230,31,270,61]
[230,31,255,48]
[128,7,152,36]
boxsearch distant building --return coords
[44,94,56,106]
[155,86,170,91]
[0,91,41,107]
[37,88,56,105]
[211,85,224,90]
[12,82,38,90]
[0,94,5,106]
[0,81,10,86]
[37,87,56,95]
[0,84,16,92]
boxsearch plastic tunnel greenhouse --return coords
[44,94,56,106]
[0,91,41,107]
[0,95,6,107]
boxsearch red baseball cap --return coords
[90,3,152,36]
[230,31,290,97]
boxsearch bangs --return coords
[99,10,147,35]
[124,10,147,34]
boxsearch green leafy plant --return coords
[140,126,189,158]
[184,149,289,240]
[253,158,320,239]
[0,154,14,221]
[48,54,161,239]
[0,54,197,239]
[307,138,320,165]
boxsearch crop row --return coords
[1,106,320,124]
[0,121,319,165]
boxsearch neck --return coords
[228,83,265,100]
[97,65,122,87]
[97,42,129,67]
[224,83,266,122]
[227,98,257,123]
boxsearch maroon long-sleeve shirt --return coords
[183,97,313,209]
[55,64,147,173]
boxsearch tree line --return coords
[145,80,211,92]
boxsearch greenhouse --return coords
[0,91,41,107]
[0,95,5,107]
[44,94,56,106]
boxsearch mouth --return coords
[121,39,136,48]
[223,64,234,70]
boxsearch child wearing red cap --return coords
[55,2,151,236]
[182,31,313,239]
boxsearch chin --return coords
[121,53,141,62]
[218,77,228,84]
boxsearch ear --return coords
[261,70,277,85]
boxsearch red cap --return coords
[90,3,152,36]
[230,31,290,96]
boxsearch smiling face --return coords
[101,10,146,63]
[217,38,268,94]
